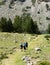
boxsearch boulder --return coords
[35,47,41,51]
[22,56,31,62]
[27,61,33,65]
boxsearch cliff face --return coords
[0,0,50,33]
[0,0,32,20]
[32,0,50,33]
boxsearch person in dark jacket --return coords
[25,42,28,48]
[23,43,26,50]
[20,44,23,49]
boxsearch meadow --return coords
[0,33,50,65]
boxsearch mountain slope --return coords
[0,0,50,33]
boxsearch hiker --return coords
[23,43,26,50]
[20,44,23,49]
[20,42,28,51]
[25,42,28,48]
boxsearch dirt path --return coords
[2,49,21,65]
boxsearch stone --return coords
[22,56,26,60]
[35,47,41,51]
[22,56,31,62]
[27,61,33,65]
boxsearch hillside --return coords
[0,33,50,65]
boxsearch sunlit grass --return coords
[0,33,50,65]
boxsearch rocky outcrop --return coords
[0,0,32,21]
[32,0,50,33]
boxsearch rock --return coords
[22,56,26,60]
[35,47,41,51]
[27,61,33,65]
[22,56,31,62]
[19,0,25,2]
[25,56,31,62]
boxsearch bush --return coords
[0,17,7,32]
[19,0,25,2]
[0,16,40,34]
[6,18,13,32]
[31,0,36,5]
[47,24,50,34]
[0,53,8,60]
[46,4,49,10]
[0,0,5,5]
[37,61,50,65]
[0,17,13,32]
[10,0,14,4]
[13,15,22,33]
[21,15,40,34]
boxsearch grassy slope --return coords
[0,33,50,65]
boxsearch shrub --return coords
[0,16,40,34]
[47,24,50,34]
[0,0,5,5]
[19,0,25,2]
[37,61,50,65]
[0,17,13,32]
[21,15,40,34]
[13,15,22,33]
[10,0,14,4]
[0,17,7,32]
[46,4,49,10]
[6,18,13,32]
[0,53,8,60]
[31,0,36,5]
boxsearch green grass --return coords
[0,1,5,5]
[31,0,36,5]
[0,33,50,65]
